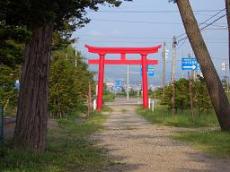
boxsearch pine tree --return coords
[1,0,121,152]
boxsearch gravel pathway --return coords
[92,104,230,172]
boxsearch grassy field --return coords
[173,130,230,158]
[137,106,218,128]
[0,112,111,172]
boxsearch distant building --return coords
[105,82,114,92]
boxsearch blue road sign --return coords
[140,65,155,77]
[115,80,122,88]
[181,58,200,71]
[148,66,155,77]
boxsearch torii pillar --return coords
[86,45,161,111]
[97,53,105,111]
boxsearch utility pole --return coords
[188,53,195,81]
[189,72,194,119]
[87,82,92,117]
[162,42,166,88]
[171,36,177,115]
[222,61,229,92]
[225,0,230,71]
[188,54,194,119]
[226,0,230,93]
[126,65,130,101]
[227,60,229,93]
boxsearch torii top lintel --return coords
[85,44,161,55]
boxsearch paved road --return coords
[92,102,230,172]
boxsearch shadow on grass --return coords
[0,113,109,172]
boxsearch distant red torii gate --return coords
[85,44,161,111]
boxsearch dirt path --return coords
[92,104,230,172]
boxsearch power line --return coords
[77,34,227,42]
[78,38,228,44]
[79,36,228,44]
[77,34,173,40]
[177,14,226,45]
[199,8,225,26]
[89,18,183,25]
[211,24,227,28]
[89,9,224,14]
[205,27,228,30]
[176,8,226,39]
[88,18,226,27]
[200,14,226,31]
[78,39,165,44]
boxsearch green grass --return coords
[0,112,110,172]
[173,130,230,158]
[103,93,115,102]
[101,105,112,112]
[121,109,127,113]
[137,106,218,128]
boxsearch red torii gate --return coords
[85,44,161,111]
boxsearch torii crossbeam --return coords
[85,44,161,111]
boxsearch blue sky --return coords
[73,0,227,87]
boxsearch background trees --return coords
[156,77,212,113]
[49,46,94,118]
[0,66,18,112]
[0,23,28,114]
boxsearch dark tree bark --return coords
[176,0,230,130]
[226,0,230,71]
[14,24,53,152]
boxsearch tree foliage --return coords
[0,65,18,110]
[194,77,212,113]
[3,0,121,31]
[156,77,212,113]
[0,23,26,112]
[1,0,122,151]
[49,46,94,118]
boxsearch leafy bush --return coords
[155,77,212,113]
[49,46,94,118]
[0,65,19,114]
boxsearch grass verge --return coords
[173,130,230,158]
[137,106,218,128]
[137,106,230,158]
[103,93,115,102]
[0,112,110,172]
[102,105,112,112]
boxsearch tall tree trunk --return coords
[14,24,53,152]
[176,0,230,130]
[226,0,230,71]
